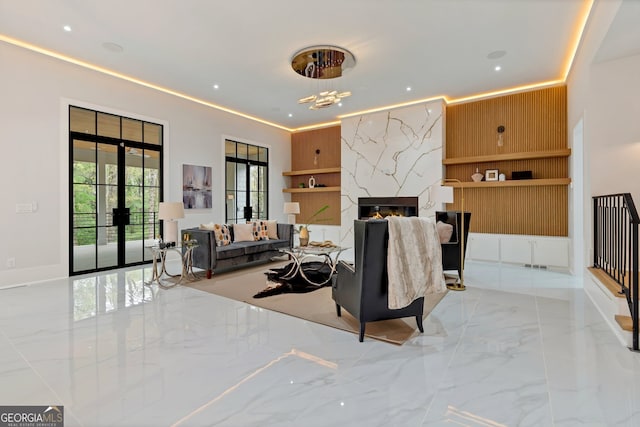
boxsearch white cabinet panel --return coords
[533,238,569,267]
[464,233,570,269]
[467,233,500,262]
[501,236,533,265]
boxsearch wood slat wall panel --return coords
[446,86,567,158]
[291,192,340,226]
[445,86,568,236]
[446,186,568,236]
[290,125,341,225]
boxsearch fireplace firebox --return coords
[358,197,418,219]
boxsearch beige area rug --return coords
[184,261,447,345]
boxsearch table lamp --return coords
[158,202,185,244]
[284,202,300,224]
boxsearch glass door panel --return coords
[70,106,163,275]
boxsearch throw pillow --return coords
[233,223,255,242]
[213,224,231,246]
[436,221,454,243]
[199,222,216,231]
[251,220,269,241]
[265,220,279,239]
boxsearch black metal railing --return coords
[593,193,639,351]
[73,211,158,245]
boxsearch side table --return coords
[145,244,200,288]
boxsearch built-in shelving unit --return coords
[444,178,570,188]
[287,126,341,225]
[283,186,341,193]
[444,85,569,236]
[282,167,341,176]
[442,149,571,165]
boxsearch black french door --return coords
[69,106,163,275]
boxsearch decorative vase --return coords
[299,226,309,247]
[471,168,484,182]
[309,176,316,188]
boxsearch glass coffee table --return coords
[279,245,348,286]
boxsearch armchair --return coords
[436,211,471,280]
[332,219,424,342]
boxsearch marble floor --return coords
[1,261,640,426]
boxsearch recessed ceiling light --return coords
[63,25,72,32]
[102,42,123,53]
[406,86,412,92]
[495,65,502,71]
[338,102,342,107]
[487,50,507,60]
[288,113,293,117]
[212,84,219,89]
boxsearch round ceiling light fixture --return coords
[291,45,356,79]
[291,45,356,109]
[487,50,507,60]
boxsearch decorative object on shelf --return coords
[284,202,300,224]
[309,176,316,188]
[512,170,533,180]
[436,181,466,291]
[499,173,506,181]
[485,169,499,181]
[291,45,356,110]
[299,182,305,188]
[497,125,505,147]
[313,149,320,166]
[158,202,185,244]
[471,168,484,182]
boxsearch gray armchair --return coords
[332,219,424,342]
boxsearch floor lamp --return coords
[439,180,466,291]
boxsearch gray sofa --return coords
[182,223,294,278]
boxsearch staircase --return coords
[591,193,639,351]
[586,266,633,347]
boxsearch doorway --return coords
[69,106,163,275]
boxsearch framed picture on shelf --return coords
[485,169,499,181]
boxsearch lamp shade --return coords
[158,202,185,220]
[435,185,454,204]
[284,202,300,215]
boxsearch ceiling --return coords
[0,0,635,131]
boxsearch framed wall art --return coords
[485,169,499,182]
[182,164,212,209]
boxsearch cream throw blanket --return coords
[387,216,445,309]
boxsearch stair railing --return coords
[593,193,639,351]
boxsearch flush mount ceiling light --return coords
[291,45,355,110]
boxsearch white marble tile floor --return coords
[1,261,639,426]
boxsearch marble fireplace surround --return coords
[340,101,445,247]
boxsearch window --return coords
[225,140,268,223]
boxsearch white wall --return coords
[567,0,640,271]
[0,42,290,286]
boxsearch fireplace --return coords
[358,197,418,219]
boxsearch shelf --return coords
[283,167,341,176]
[443,178,571,188]
[283,186,341,193]
[443,149,571,165]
